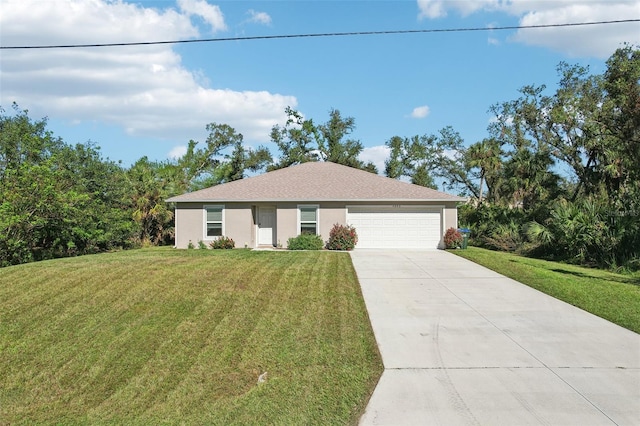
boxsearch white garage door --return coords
[347,206,442,249]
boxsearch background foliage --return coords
[456,45,640,270]
[1,45,638,270]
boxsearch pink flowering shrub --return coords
[209,236,235,249]
[326,224,358,251]
[443,227,463,249]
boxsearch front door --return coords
[258,207,276,245]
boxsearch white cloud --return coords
[178,0,227,32]
[359,145,391,175]
[1,0,197,47]
[417,0,447,19]
[247,9,272,25]
[0,0,296,144]
[512,3,640,58]
[168,145,188,160]
[411,105,431,119]
[416,0,640,58]
[418,0,499,19]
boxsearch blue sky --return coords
[1,1,638,172]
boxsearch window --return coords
[298,205,319,235]
[205,205,224,238]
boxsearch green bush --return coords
[287,233,323,250]
[209,236,235,249]
[482,221,524,252]
[443,227,463,249]
[326,224,358,251]
[197,240,208,249]
[525,197,631,268]
[458,203,528,249]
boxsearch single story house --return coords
[166,161,466,249]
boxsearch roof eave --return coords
[167,197,467,203]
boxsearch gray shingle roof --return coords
[166,161,466,202]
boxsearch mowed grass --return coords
[452,247,640,333]
[0,248,383,425]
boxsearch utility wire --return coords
[1,19,638,50]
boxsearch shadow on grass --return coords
[548,268,640,286]
[505,257,640,286]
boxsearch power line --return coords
[1,19,638,50]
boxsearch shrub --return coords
[287,233,324,250]
[483,221,523,252]
[459,203,527,249]
[326,224,358,251]
[443,227,463,249]
[197,240,208,250]
[187,240,195,250]
[209,236,235,249]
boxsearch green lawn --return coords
[452,247,640,333]
[0,248,383,425]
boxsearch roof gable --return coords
[166,162,465,202]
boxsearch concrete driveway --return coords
[351,250,640,425]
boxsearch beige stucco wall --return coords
[173,200,460,249]
[443,204,458,233]
[173,202,255,248]
[274,202,348,248]
[174,203,204,249]
[318,202,348,238]
[225,204,255,248]
[273,204,296,247]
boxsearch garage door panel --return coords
[347,206,442,249]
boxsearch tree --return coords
[476,46,640,268]
[465,138,502,203]
[384,135,438,188]
[269,107,377,173]
[0,103,63,182]
[214,139,272,184]
[384,127,467,190]
[168,123,243,192]
[52,142,135,253]
[127,157,174,246]
[598,45,640,265]
[164,122,272,192]
[268,107,319,170]
[488,45,640,210]
[488,61,609,203]
[1,160,84,264]
[599,44,640,206]
[0,105,136,265]
[500,142,561,213]
[316,108,377,171]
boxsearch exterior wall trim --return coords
[173,207,178,248]
[202,204,225,241]
[297,204,320,235]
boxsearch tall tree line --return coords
[453,45,639,269]
[0,104,373,266]
[0,105,135,265]
[1,45,638,269]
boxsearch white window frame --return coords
[297,204,319,235]
[203,204,225,240]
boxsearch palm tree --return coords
[501,143,560,212]
[465,138,502,203]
